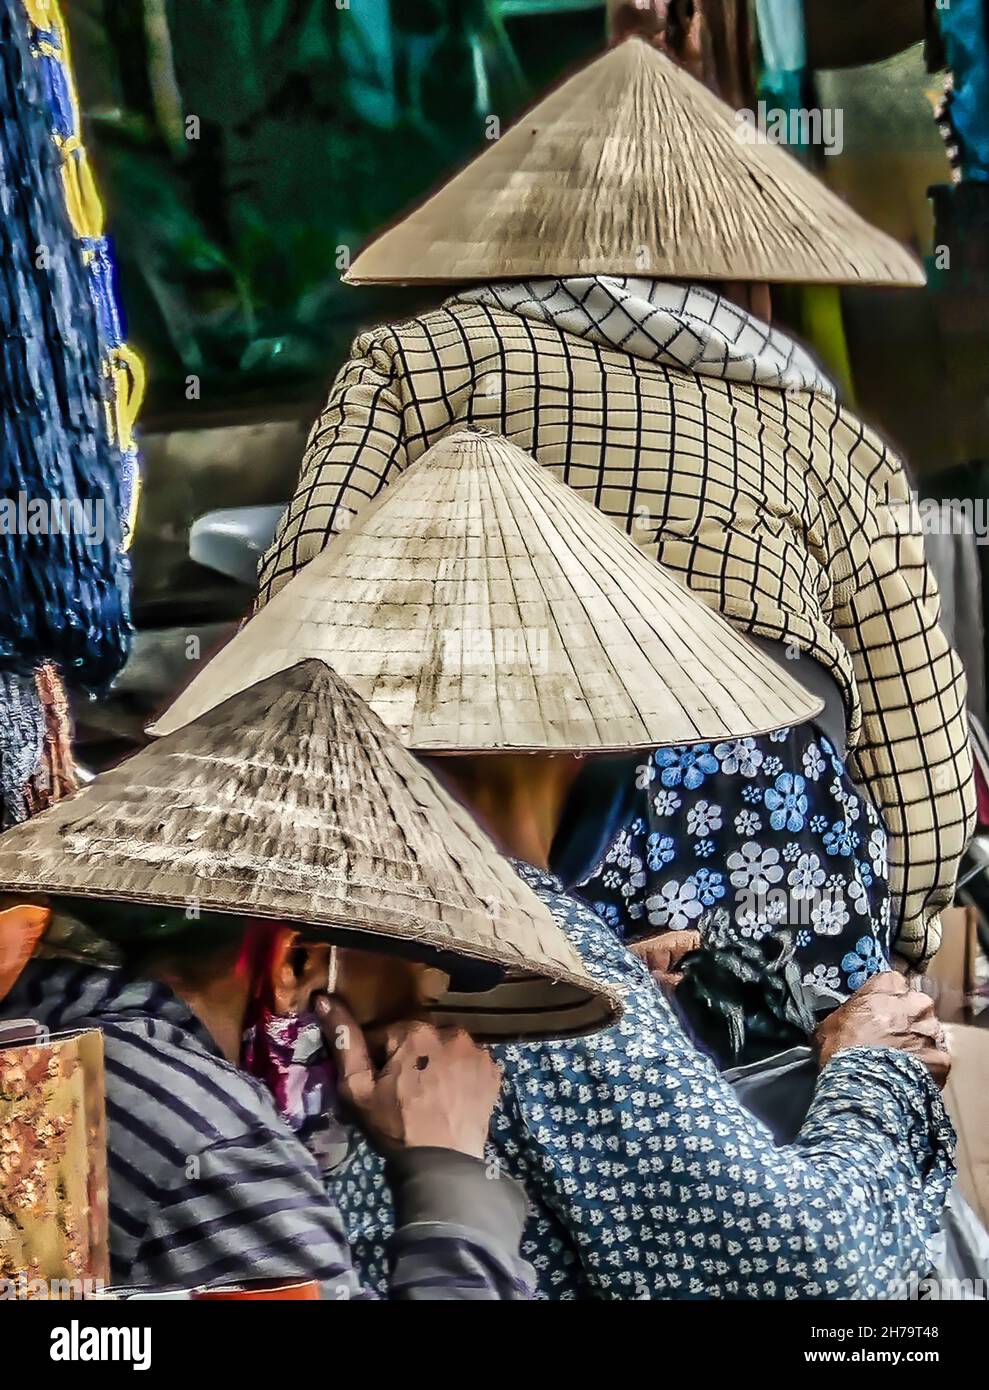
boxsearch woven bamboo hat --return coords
[151,430,822,750]
[344,37,922,288]
[0,660,619,1041]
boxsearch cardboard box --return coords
[926,906,978,1023]
[944,1023,989,1231]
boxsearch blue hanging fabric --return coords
[754,0,808,155]
[934,0,989,183]
[0,0,132,690]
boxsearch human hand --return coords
[631,929,702,990]
[815,970,951,1089]
[314,994,502,1159]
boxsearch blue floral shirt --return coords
[574,726,894,1024]
[327,865,954,1300]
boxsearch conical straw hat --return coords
[0,660,619,1041]
[151,431,822,750]
[344,38,922,287]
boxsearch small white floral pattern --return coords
[727,841,784,894]
[812,895,851,937]
[326,866,952,1301]
[686,799,722,836]
[652,789,682,817]
[645,878,704,930]
[802,742,826,780]
[788,852,826,900]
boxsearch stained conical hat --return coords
[0,660,619,1041]
[344,38,922,287]
[151,431,822,750]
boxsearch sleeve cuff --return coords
[385,1147,529,1249]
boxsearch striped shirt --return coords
[3,960,533,1300]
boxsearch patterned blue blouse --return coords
[572,725,893,1041]
[327,865,954,1300]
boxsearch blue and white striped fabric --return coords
[2,960,532,1300]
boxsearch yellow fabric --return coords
[800,286,856,407]
[257,302,975,966]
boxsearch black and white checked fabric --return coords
[460,278,833,394]
[257,287,975,965]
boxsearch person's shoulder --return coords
[518,867,653,989]
[98,1015,292,1156]
[807,392,906,477]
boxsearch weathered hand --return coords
[631,929,702,991]
[315,994,502,1158]
[815,970,951,1089]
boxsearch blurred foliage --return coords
[70,0,604,416]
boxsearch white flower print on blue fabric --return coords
[689,868,726,906]
[646,833,675,871]
[686,799,722,836]
[713,738,764,776]
[574,723,896,1033]
[788,852,826,900]
[645,878,704,929]
[621,856,646,896]
[727,840,784,893]
[654,744,719,790]
[326,863,954,1300]
[768,727,789,743]
[823,820,859,857]
[847,878,870,916]
[841,935,887,989]
[803,962,842,991]
[652,789,681,817]
[868,828,888,879]
[802,742,826,780]
[812,894,851,936]
[736,909,775,941]
[763,755,784,776]
[764,772,808,832]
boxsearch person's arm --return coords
[833,475,975,966]
[317,999,535,1300]
[495,924,954,1300]
[131,1006,533,1301]
[255,328,408,607]
[131,1128,531,1301]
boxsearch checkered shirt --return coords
[256,297,975,965]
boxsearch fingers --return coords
[914,1047,952,1091]
[857,969,908,997]
[633,930,700,977]
[635,940,674,974]
[313,993,375,1104]
[907,1014,945,1043]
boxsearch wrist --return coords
[403,1125,486,1160]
